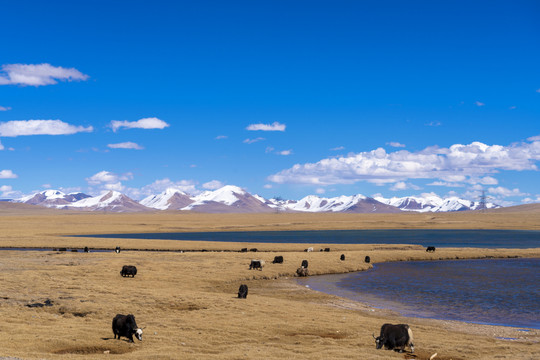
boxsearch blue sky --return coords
[1,0,539,205]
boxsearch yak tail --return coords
[407,326,414,343]
[407,326,415,353]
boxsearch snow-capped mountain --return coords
[276,194,401,213]
[375,195,499,212]
[14,186,501,213]
[60,191,152,212]
[16,190,91,207]
[182,185,274,213]
[140,188,194,210]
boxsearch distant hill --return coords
[0,201,59,214]
[487,203,540,213]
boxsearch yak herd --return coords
[94,244,435,353]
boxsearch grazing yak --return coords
[238,284,248,298]
[340,254,345,261]
[112,314,143,342]
[324,248,330,252]
[374,323,414,353]
[249,259,265,270]
[301,259,309,268]
[250,248,258,252]
[115,246,121,254]
[305,247,313,252]
[120,265,137,277]
[83,246,89,253]
[426,246,436,252]
[365,255,371,263]
[240,248,248,252]
[272,256,284,264]
[296,267,309,277]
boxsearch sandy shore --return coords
[0,211,539,359]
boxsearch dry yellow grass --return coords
[0,210,539,359]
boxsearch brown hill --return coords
[487,203,540,213]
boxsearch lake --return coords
[297,258,540,329]
[74,229,540,248]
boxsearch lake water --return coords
[74,229,540,248]
[297,258,540,329]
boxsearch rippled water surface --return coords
[297,258,540,329]
[75,229,540,248]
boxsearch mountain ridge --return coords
[13,187,502,213]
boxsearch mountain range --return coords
[10,185,500,213]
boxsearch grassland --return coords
[0,208,539,359]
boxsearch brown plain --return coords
[1,206,539,359]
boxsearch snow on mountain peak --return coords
[140,187,192,210]
[286,193,369,212]
[191,185,246,206]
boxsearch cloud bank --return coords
[0,63,89,86]
[269,139,540,186]
[0,120,93,137]
[110,117,169,132]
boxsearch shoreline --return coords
[294,257,540,331]
[1,246,539,359]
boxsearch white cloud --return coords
[0,170,17,179]
[390,181,421,191]
[536,88,540,93]
[269,138,540,186]
[0,140,3,151]
[0,185,20,198]
[0,106,11,111]
[215,135,228,140]
[126,178,199,199]
[330,146,345,151]
[110,117,169,132]
[104,182,125,191]
[426,121,442,127]
[86,171,132,186]
[488,187,527,198]
[107,142,144,150]
[0,63,89,86]
[427,181,465,187]
[522,196,540,204]
[246,122,286,131]
[475,101,485,107]
[0,120,93,137]
[315,188,326,194]
[278,150,292,156]
[527,134,540,141]
[509,106,517,110]
[203,180,224,190]
[440,175,467,183]
[243,137,265,144]
[475,176,498,185]
[387,142,406,148]
[263,184,273,189]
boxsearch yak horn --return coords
[372,333,376,339]
[429,353,438,360]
